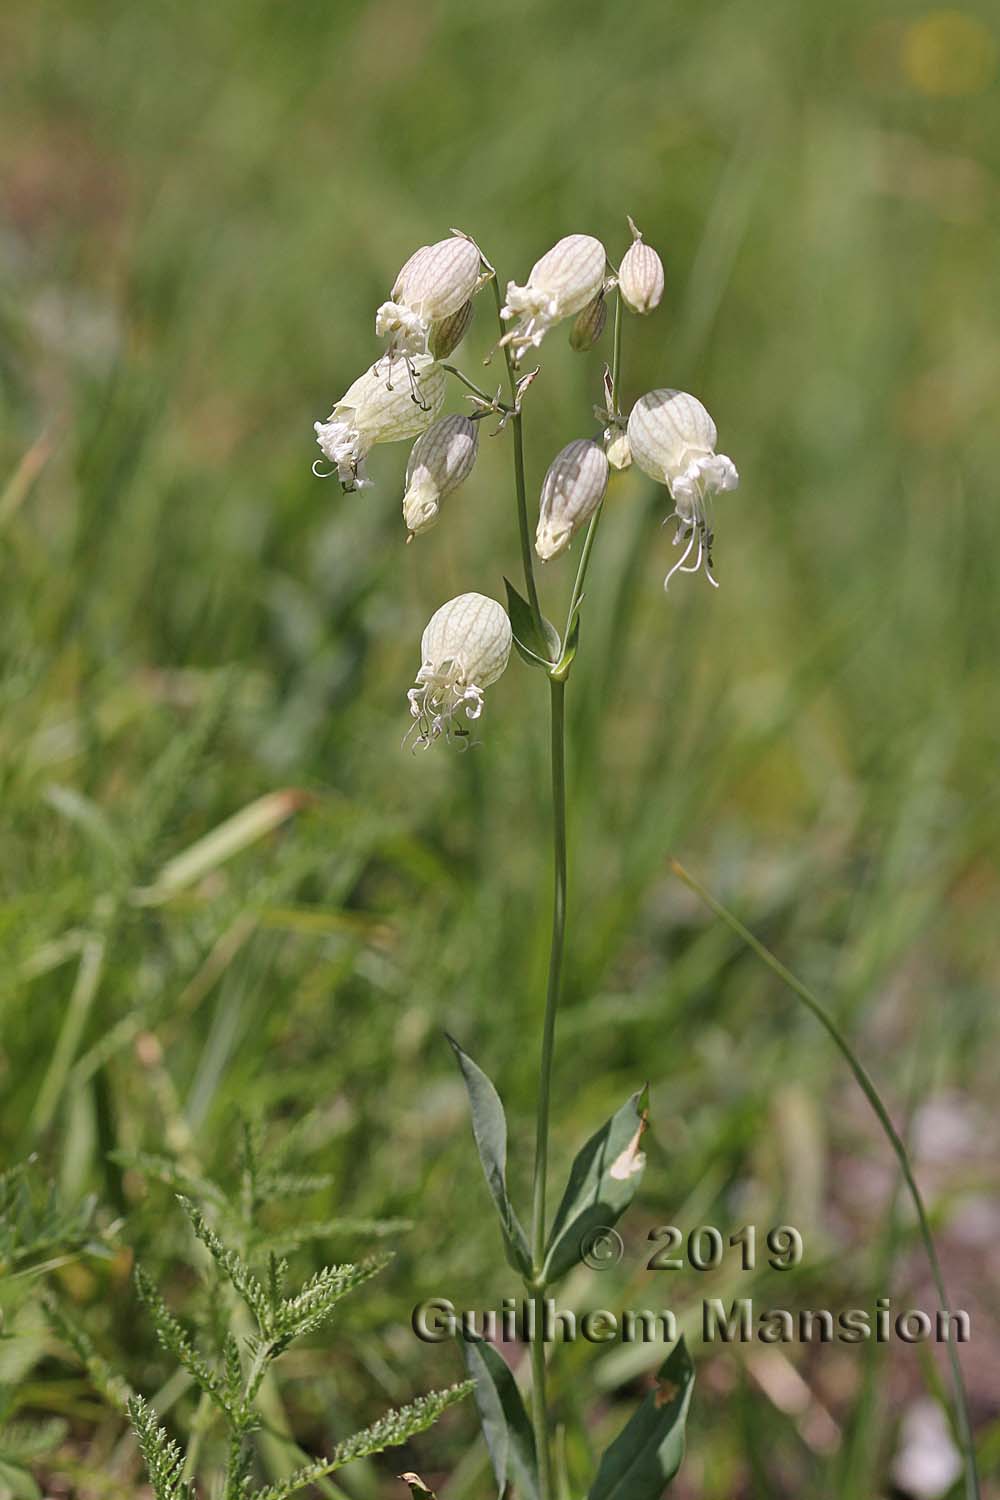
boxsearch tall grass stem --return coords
[669,858,981,1500]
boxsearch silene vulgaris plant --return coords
[313,222,740,1498]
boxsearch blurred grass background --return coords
[1,0,999,1494]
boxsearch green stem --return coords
[182,1390,215,1483]
[491,274,545,642]
[526,678,568,1500]
[669,858,981,1500]
[440,363,510,411]
[560,292,623,653]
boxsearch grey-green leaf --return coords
[503,577,557,668]
[587,1340,694,1500]
[446,1035,532,1277]
[462,1338,539,1500]
[542,1088,648,1286]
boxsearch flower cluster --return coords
[311,217,740,748]
[313,232,485,498]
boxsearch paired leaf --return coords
[446,1035,532,1277]
[462,1338,539,1500]
[542,1088,648,1286]
[588,1340,694,1500]
[503,578,559,669]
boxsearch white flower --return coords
[314,357,446,491]
[375,300,430,359]
[377,236,482,365]
[403,414,479,536]
[604,426,632,470]
[406,593,512,749]
[535,439,609,561]
[627,389,738,589]
[618,217,664,315]
[500,234,606,359]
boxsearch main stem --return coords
[528,677,567,1500]
[491,273,546,644]
[561,290,623,650]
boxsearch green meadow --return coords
[2,0,998,1495]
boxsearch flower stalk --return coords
[312,218,728,1500]
[491,272,546,646]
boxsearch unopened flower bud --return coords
[429,299,473,360]
[569,292,607,352]
[604,426,632,470]
[406,593,512,749]
[403,414,479,536]
[501,234,606,359]
[627,389,738,589]
[535,439,609,561]
[618,217,664,315]
[314,357,446,491]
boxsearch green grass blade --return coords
[669,858,981,1500]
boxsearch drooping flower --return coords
[403,414,479,536]
[617,216,664,315]
[500,234,606,360]
[314,357,446,491]
[535,439,609,561]
[627,389,739,589]
[376,236,482,363]
[406,593,512,749]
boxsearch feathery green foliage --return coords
[248,1385,473,1500]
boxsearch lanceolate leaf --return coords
[587,1340,694,1500]
[462,1339,540,1500]
[446,1035,532,1278]
[503,577,557,668]
[542,1088,648,1287]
